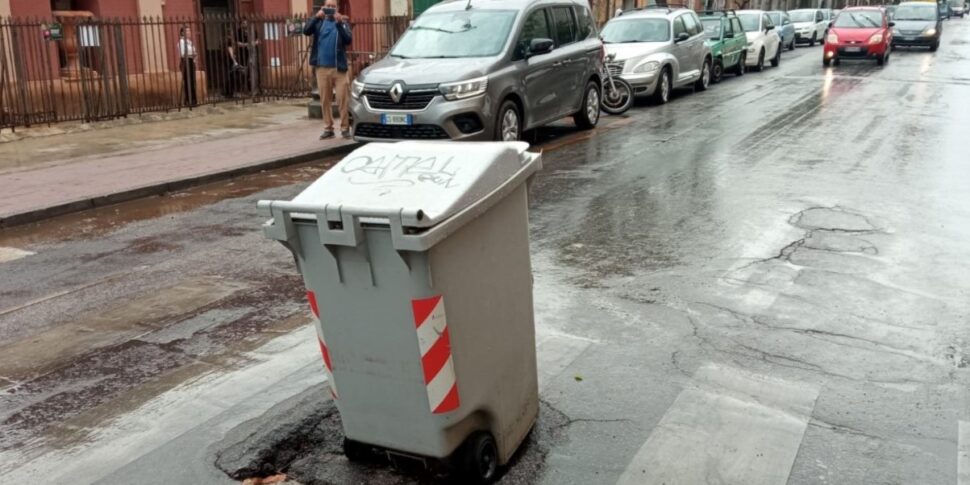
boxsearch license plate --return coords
[845,47,862,52]
[901,36,915,41]
[381,113,412,126]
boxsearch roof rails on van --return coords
[623,2,688,14]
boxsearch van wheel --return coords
[711,59,724,84]
[651,67,671,104]
[754,49,765,72]
[495,100,521,141]
[694,58,711,91]
[735,53,746,76]
[573,81,600,130]
[771,45,781,67]
[809,32,817,47]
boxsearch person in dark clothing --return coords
[236,20,261,94]
[224,29,245,98]
[304,0,353,139]
[178,25,199,107]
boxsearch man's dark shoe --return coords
[319,130,335,140]
[341,130,352,138]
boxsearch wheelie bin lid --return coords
[288,141,540,228]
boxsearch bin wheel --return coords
[343,438,370,463]
[457,431,499,484]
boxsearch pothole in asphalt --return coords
[214,383,570,485]
[789,206,877,233]
[801,231,878,255]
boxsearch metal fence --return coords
[0,14,408,130]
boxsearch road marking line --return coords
[959,421,970,485]
[0,247,34,264]
[617,363,820,485]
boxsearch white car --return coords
[789,8,828,46]
[737,10,782,71]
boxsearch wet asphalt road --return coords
[3,19,970,485]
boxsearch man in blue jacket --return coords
[304,1,353,139]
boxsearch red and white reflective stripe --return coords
[307,290,338,400]
[412,295,460,414]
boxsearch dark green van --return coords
[699,11,748,83]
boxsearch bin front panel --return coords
[294,221,456,456]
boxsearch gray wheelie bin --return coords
[257,141,542,483]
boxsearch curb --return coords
[0,141,361,229]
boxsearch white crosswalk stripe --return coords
[617,363,820,485]
[0,247,34,264]
[959,421,970,485]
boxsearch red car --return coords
[823,7,894,66]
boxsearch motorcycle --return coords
[601,53,634,115]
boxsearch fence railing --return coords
[0,14,408,130]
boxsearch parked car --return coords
[767,10,796,50]
[737,10,782,71]
[350,0,604,142]
[601,6,713,104]
[950,0,967,16]
[789,8,828,45]
[892,1,943,50]
[700,11,749,82]
[823,7,893,66]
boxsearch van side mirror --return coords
[829,21,834,27]
[765,25,775,32]
[888,21,895,27]
[529,38,554,57]
[675,32,690,42]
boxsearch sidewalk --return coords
[0,102,356,228]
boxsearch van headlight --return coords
[633,60,660,74]
[923,27,937,36]
[439,76,489,101]
[351,80,364,99]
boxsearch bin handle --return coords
[258,151,541,252]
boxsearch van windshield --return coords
[789,10,816,22]
[893,4,937,20]
[700,19,723,39]
[601,18,671,43]
[737,13,761,31]
[391,10,517,58]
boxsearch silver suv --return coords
[350,0,604,142]
[600,6,713,104]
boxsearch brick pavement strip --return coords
[0,120,357,228]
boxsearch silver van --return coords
[350,0,604,142]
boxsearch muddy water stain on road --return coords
[0,158,339,249]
